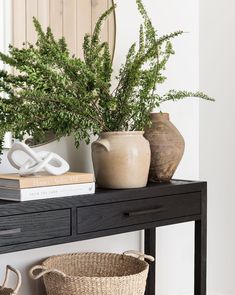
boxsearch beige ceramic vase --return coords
[91,131,151,189]
[144,113,185,182]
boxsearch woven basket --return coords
[29,250,154,295]
[0,265,21,295]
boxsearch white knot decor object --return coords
[7,142,70,176]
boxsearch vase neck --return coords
[151,113,169,121]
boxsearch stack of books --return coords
[0,172,95,202]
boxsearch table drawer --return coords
[77,192,201,233]
[0,209,71,247]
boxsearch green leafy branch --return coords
[0,0,214,160]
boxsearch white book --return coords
[0,182,95,202]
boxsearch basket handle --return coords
[1,265,22,294]
[123,250,155,262]
[29,265,66,280]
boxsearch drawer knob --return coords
[0,228,22,236]
[125,207,164,217]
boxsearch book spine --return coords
[20,175,94,188]
[21,183,95,201]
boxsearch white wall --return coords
[147,1,199,294]
[0,1,200,294]
[199,1,235,295]
[0,0,11,75]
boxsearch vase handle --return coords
[92,139,110,152]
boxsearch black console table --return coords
[0,180,207,295]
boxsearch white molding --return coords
[1,1,12,148]
[3,0,12,54]
[0,1,12,57]
[0,0,4,68]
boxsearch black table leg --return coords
[195,185,207,295]
[145,228,156,295]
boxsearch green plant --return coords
[0,0,213,158]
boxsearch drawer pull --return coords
[125,207,164,217]
[0,228,22,236]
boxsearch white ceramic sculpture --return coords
[7,142,70,176]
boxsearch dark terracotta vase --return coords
[144,113,185,182]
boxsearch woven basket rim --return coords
[53,272,148,280]
[42,252,149,279]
